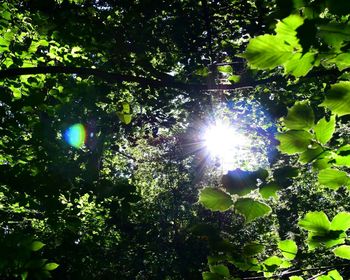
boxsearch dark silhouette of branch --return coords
[0,66,340,91]
[202,0,213,62]
[307,270,329,280]
[0,66,202,90]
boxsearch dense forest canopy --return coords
[1,0,350,279]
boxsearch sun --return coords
[204,121,251,172]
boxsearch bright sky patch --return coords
[204,121,251,172]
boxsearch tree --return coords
[0,0,350,279]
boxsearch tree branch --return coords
[0,66,340,91]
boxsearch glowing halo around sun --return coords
[63,123,86,148]
[204,121,251,172]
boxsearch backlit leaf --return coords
[333,245,350,260]
[242,35,295,69]
[44,263,59,271]
[299,211,330,235]
[228,75,240,84]
[275,15,304,44]
[331,212,350,231]
[318,168,349,190]
[278,240,298,260]
[307,230,346,250]
[209,264,230,277]
[259,182,279,199]
[318,24,350,51]
[263,256,283,272]
[276,130,313,155]
[199,188,233,211]
[280,260,292,268]
[284,101,315,130]
[299,145,324,163]
[284,52,315,77]
[243,243,265,256]
[217,65,233,74]
[314,115,336,144]
[329,53,350,71]
[321,81,350,116]
[202,272,223,280]
[317,270,343,280]
[31,241,45,251]
[334,145,350,167]
[235,198,271,223]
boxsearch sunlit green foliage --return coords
[1,0,350,279]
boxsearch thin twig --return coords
[307,270,329,280]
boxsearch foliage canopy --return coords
[1,0,350,279]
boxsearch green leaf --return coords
[199,188,233,211]
[278,240,298,260]
[275,15,304,44]
[44,263,59,271]
[228,75,240,84]
[299,145,324,163]
[243,243,265,256]
[195,67,210,77]
[334,145,350,167]
[313,157,332,171]
[209,264,230,277]
[330,212,350,231]
[1,10,11,21]
[264,255,283,266]
[317,269,343,280]
[31,241,45,251]
[314,115,336,144]
[202,272,223,280]
[283,52,315,77]
[235,198,271,223]
[284,101,314,130]
[280,260,292,268]
[318,23,350,51]
[321,81,350,116]
[329,53,350,71]
[276,130,313,155]
[299,211,330,235]
[217,65,233,74]
[259,182,279,199]
[333,245,350,260]
[335,156,350,167]
[242,34,295,69]
[241,15,311,76]
[318,168,349,190]
[117,102,132,124]
[263,256,283,272]
[221,169,261,195]
[289,276,304,280]
[307,230,346,250]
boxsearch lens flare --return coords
[204,121,251,172]
[64,123,86,148]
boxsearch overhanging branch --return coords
[0,66,340,91]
